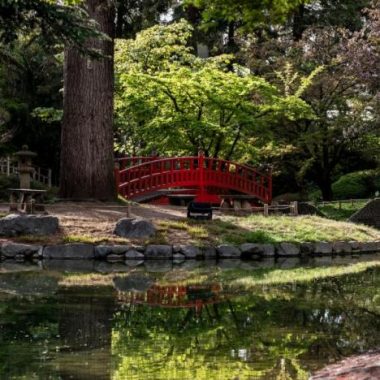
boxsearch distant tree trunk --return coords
[60,0,115,200]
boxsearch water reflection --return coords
[0,261,379,379]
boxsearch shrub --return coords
[332,170,378,199]
[0,175,19,200]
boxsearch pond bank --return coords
[1,240,380,261]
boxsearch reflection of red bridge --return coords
[118,284,223,314]
[114,153,272,205]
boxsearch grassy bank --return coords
[317,201,367,221]
[157,214,380,245]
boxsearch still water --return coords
[0,256,379,380]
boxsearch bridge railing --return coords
[115,155,272,203]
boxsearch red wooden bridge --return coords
[114,153,272,205]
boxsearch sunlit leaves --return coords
[114,20,313,159]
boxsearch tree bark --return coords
[60,0,115,200]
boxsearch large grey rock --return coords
[0,214,59,237]
[349,198,380,229]
[332,241,352,254]
[114,218,156,239]
[262,244,276,257]
[217,245,241,258]
[311,351,380,380]
[277,243,300,256]
[239,243,263,258]
[1,243,41,259]
[314,242,333,255]
[180,245,201,259]
[202,246,217,258]
[94,245,129,259]
[300,242,315,255]
[352,241,380,252]
[43,244,94,260]
[145,245,172,259]
[125,249,144,260]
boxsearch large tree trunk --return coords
[60,0,115,200]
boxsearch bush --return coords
[0,175,19,200]
[332,170,379,199]
[0,174,58,202]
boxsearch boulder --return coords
[239,243,263,258]
[145,245,172,259]
[125,249,145,260]
[332,241,352,254]
[277,243,300,257]
[311,351,380,380]
[180,245,201,259]
[260,244,275,257]
[354,241,380,252]
[43,244,94,260]
[300,242,315,255]
[1,243,41,259]
[114,218,156,239]
[94,245,129,259]
[314,242,333,255]
[202,246,217,258]
[217,245,241,258]
[349,198,380,229]
[0,214,59,237]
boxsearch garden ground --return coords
[0,202,379,246]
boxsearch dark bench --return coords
[187,201,213,220]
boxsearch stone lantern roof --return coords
[14,145,37,159]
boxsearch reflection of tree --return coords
[56,286,116,380]
[111,270,380,380]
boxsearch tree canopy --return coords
[114,20,317,160]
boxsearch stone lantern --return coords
[14,145,37,189]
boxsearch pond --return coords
[0,256,379,379]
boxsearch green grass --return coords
[317,201,367,221]
[158,214,380,245]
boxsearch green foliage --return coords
[0,0,105,56]
[114,20,314,159]
[0,174,18,200]
[332,170,379,199]
[184,0,309,29]
[317,201,368,221]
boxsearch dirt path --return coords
[44,202,186,239]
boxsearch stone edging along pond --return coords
[0,241,380,261]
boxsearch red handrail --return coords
[115,154,272,203]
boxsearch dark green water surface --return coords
[0,256,379,379]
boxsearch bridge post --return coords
[198,149,205,200]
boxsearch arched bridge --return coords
[114,154,272,204]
